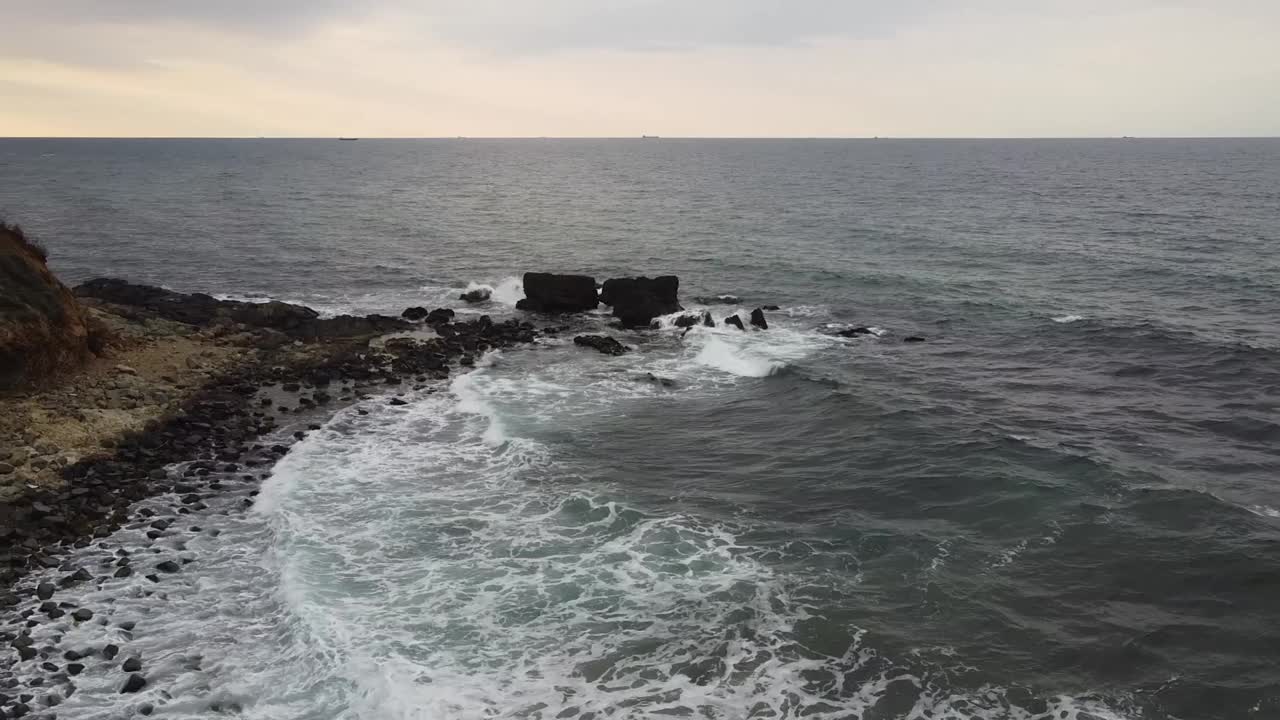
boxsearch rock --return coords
[672,313,701,328]
[425,308,455,325]
[122,657,143,673]
[724,315,745,331]
[115,364,138,375]
[102,644,120,660]
[388,398,407,406]
[155,560,180,573]
[641,373,676,387]
[36,583,54,601]
[1,224,101,389]
[0,463,11,475]
[835,327,874,337]
[599,276,681,328]
[515,273,598,313]
[71,608,93,622]
[67,663,84,676]
[762,305,781,311]
[702,312,715,327]
[903,335,927,343]
[400,306,429,321]
[749,308,768,330]
[459,288,491,303]
[16,646,36,661]
[573,335,629,356]
[693,295,740,305]
[120,674,146,694]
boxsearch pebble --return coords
[120,674,147,693]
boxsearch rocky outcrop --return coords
[750,308,768,330]
[599,276,681,328]
[401,306,429,321]
[693,295,740,305]
[724,315,745,331]
[460,288,490,303]
[75,278,412,338]
[515,273,598,313]
[573,335,629,356]
[0,223,104,390]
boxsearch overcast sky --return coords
[2,1,1277,137]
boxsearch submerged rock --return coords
[724,315,745,331]
[672,313,701,328]
[459,288,491,303]
[750,308,768,330]
[835,327,875,337]
[516,273,598,313]
[903,335,927,343]
[573,335,629,356]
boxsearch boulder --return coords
[516,273,598,313]
[749,308,768,330]
[693,295,740,305]
[401,306,429,321]
[724,315,745,331]
[835,327,874,337]
[573,335,629,356]
[762,305,781,311]
[903,335,927,343]
[702,312,715,327]
[672,313,701,328]
[459,288,491,303]
[1,222,103,389]
[425,308,455,325]
[599,276,681,328]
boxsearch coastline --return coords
[0,280,539,706]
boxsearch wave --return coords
[694,336,786,377]
[1052,314,1085,323]
[461,276,524,306]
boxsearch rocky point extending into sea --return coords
[0,221,805,713]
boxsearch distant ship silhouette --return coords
[642,135,659,139]
[338,137,358,141]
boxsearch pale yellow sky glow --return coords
[2,1,1278,137]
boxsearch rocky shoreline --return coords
[0,275,548,714]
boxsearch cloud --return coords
[2,0,1278,136]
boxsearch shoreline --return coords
[1,280,541,706]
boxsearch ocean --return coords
[2,138,1278,719]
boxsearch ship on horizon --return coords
[338,137,358,141]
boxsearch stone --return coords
[573,335,629,356]
[903,336,926,343]
[71,608,93,622]
[102,644,120,660]
[724,315,745,331]
[401,306,429,321]
[749,308,768,330]
[835,327,874,337]
[122,657,143,672]
[115,364,138,375]
[120,674,147,693]
[389,398,407,406]
[0,463,11,475]
[35,583,54,601]
[459,288,491,303]
[515,273,598,313]
[599,276,681,327]
[67,663,84,676]
[155,560,180,573]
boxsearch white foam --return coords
[1052,314,1085,323]
[695,336,785,377]
[461,276,524,306]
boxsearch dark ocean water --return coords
[1,139,1278,719]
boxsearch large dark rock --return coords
[516,273,598,313]
[121,674,147,693]
[460,288,490,303]
[749,308,768,330]
[401,306,429,321]
[573,335,629,356]
[74,277,411,338]
[724,315,745,331]
[599,276,681,328]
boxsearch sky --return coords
[1,1,1277,137]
